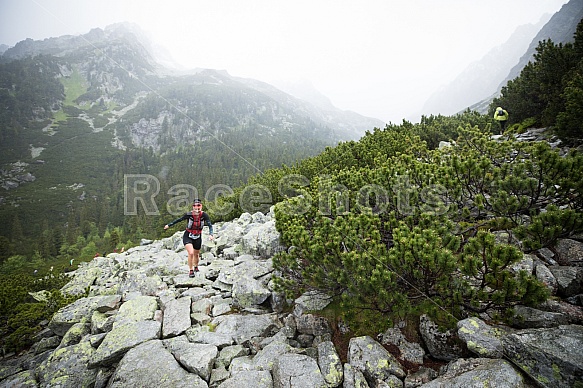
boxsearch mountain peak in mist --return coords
[420,15,550,117]
[270,78,336,111]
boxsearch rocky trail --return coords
[0,208,582,387]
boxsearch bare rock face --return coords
[420,358,525,388]
[419,315,469,361]
[549,266,583,297]
[554,238,583,266]
[1,214,582,388]
[502,324,583,388]
[347,335,406,382]
[456,317,504,358]
[272,354,327,388]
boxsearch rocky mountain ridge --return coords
[0,22,384,241]
[421,18,548,117]
[502,0,583,88]
[422,0,583,117]
[0,189,581,387]
[0,22,383,141]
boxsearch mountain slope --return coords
[237,77,384,140]
[422,0,583,117]
[421,18,548,117]
[0,23,382,249]
[501,0,583,88]
[467,0,583,114]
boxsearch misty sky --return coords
[0,0,570,123]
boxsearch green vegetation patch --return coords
[60,66,88,107]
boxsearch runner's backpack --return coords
[186,211,204,235]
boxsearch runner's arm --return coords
[204,213,214,236]
[165,213,188,229]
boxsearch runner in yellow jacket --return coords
[494,106,509,133]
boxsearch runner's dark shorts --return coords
[183,231,202,250]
